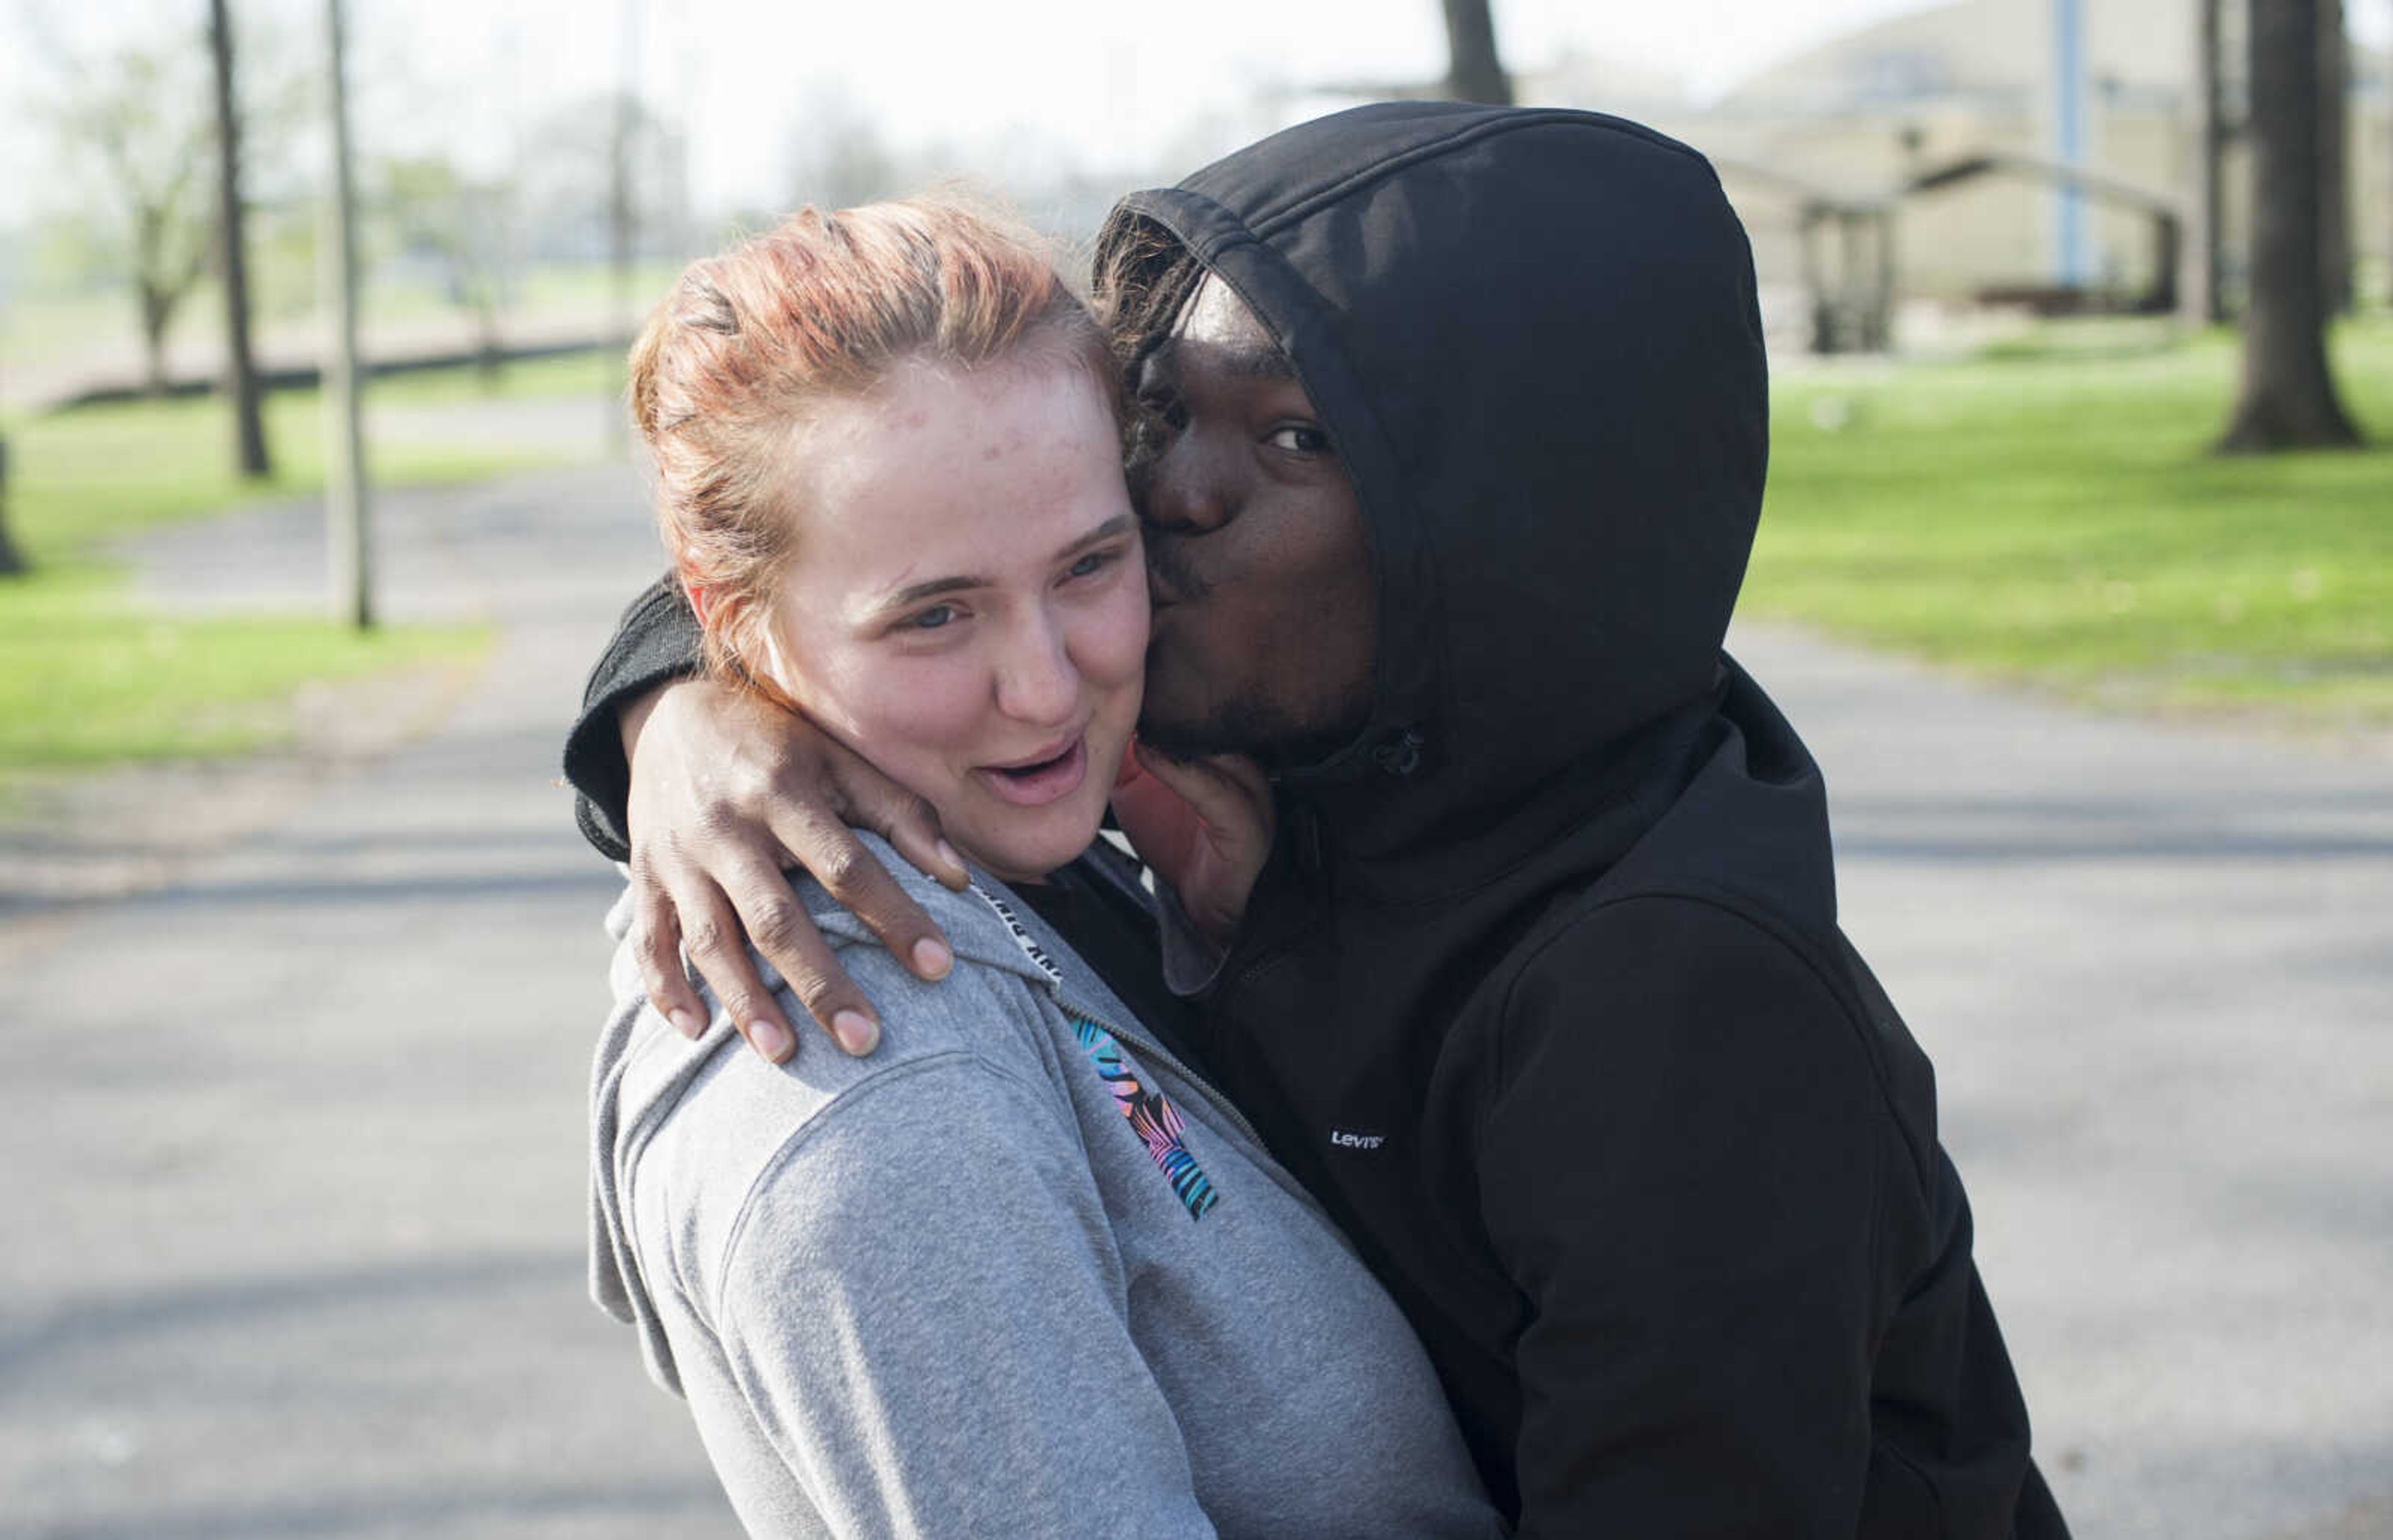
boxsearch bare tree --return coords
[2219,0,2361,450]
[1441,0,1512,106]
[384,156,515,376]
[209,0,271,475]
[41,32,216,396]
[783,87,912,210]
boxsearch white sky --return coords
[0,0,1954,227]
[6,0,2391,230]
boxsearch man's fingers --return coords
[779,806,955,987]
[714,846,886,1058]
[1132,745,1269,849]
[667,875,800,1064]
[828,748,970,892]
[629,880,707,1040]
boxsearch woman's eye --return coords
[906,604,957,631]
[1267,424,1329,454]
[1066,551,1110,580]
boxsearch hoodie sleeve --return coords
[1478,893,1890,1538]
[711,1053,1219,1540]
[561,574,704,863]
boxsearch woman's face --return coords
[762,355,1147,884]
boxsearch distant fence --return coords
[45,338,613,413]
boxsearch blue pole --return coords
[2053,0,2088,287]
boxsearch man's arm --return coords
[561,576,967,1062]
[1479,895,1891,1538]
[565,576,705,861]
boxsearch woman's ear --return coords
[680,572,715,627]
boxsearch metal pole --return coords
[2052,0,2090,287]
[321,0,371,629]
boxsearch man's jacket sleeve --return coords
[1478,893,1894,1538]
[561,574,704,862]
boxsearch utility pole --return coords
[2051,0,2091,288]
[320,0,371,627]
[209,0,272,478]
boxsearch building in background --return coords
[1524,0,2391,345]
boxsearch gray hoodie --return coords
[590,837,1503,1539]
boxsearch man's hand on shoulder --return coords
[621,676,970,1064]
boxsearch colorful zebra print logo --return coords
[1071,1016,1220,1220]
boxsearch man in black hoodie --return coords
[565,103,2067,1536]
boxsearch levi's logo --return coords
[1328,1129,1387,1151]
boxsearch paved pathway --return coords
[1730,622,2393,1540]
[2,460,2387,1538]
[2,465,737,1538]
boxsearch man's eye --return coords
[906,604,957,631]
[1267,424,1330,454]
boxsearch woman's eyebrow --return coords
[1054,514,1135,561]
[869,516,1135,617]
[879,573,982,610]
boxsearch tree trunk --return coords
[473,295,504,383]
[2195,0,2228,322]
[2219,0,2361,451]
[209,0,272,477]
[1441,0,1512,106]
[0,436,26,578]
[2316,0,2351,313]
[139,282,173,397]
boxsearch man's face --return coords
[1129,277,1378,765]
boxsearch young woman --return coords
[585,198,1501,1539]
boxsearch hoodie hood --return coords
[1100,103,1768,872]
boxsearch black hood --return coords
[1100,103,1769,873]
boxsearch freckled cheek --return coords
[1069,584,1152,699]
[824,657,996,772]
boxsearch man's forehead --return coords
[1167,276,1294,380]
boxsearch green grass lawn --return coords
[0,367,599,792]
[1752,320,2393,725]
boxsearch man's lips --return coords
[1144,541,1208,610]
[974,734,1089,807]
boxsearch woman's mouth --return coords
[975,734,1089,807]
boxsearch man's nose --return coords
[1139,431,1233,535]
[993,609,1079,727]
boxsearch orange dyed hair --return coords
[626,194,1112,693]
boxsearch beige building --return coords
[1522,0,2391,330]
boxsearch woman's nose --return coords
[993,611,1079,726]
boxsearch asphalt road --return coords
[3,461,2387,1538]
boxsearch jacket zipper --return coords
[1056,991,1273,1157]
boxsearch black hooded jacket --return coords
[564,103,2065,1538]
[1097,103,2065,1537]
